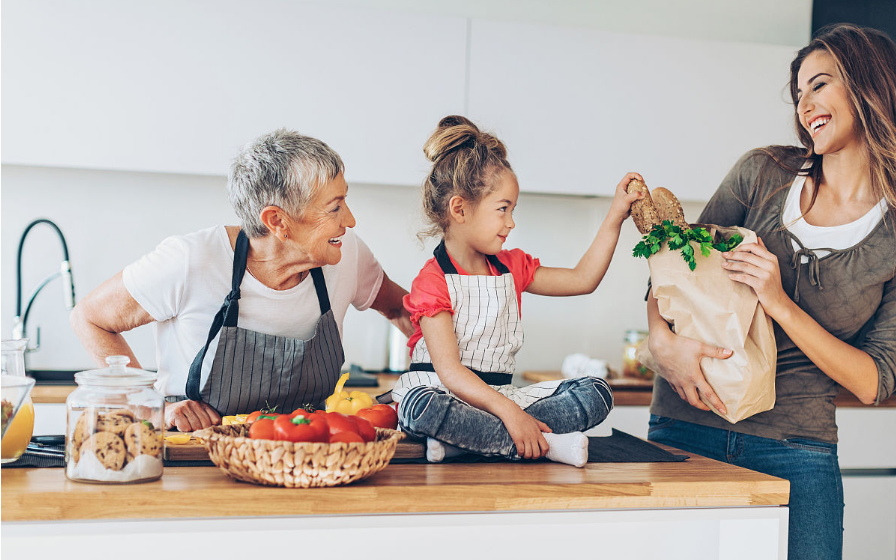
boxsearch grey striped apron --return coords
[391,241,564,408]
[185,230,345,415]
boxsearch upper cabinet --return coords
[467,20,799,199]
[1,1,466,186]
[3,3,802,198]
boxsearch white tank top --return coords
[782,174,887,261]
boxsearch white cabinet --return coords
[2,1,466,186]
[467,19,798,199]
[837,408,896,560]
[842,476,896,560]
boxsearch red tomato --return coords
[357,404,399,430]
[248,415,279,440]
[290,408,313,418]
[321,412,360,438]
[273,413,329,443]
[349,415,377,442]
[247,408,279,422]
[329,431,364,443]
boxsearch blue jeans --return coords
[398,377,613,459]
[648,415,844,560]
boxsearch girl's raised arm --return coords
[527,172,643,296]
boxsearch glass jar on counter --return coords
[65,356,164,484]
[622,330,654,380]
[2,339,35,464]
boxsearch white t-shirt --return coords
[783,174,888,260]
[123,226,384,396]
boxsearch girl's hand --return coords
[607,172,645,224]
[648,328,732,414]
[499,405,552,459]
[722,237,791,318]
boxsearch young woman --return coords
[390,115,643,467]
[645,24,896,560]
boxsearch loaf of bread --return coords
[626,179,689,233]
[651,187,689,230]
[626,179,661,234]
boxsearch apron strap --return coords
[433,240,510,275]
[310,267,331,314]
[185,230,250,401]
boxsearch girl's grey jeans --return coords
[397,376,613,459]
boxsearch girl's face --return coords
[796,50,860,156]
[462,170,519,256]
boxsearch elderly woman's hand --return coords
[165,400,221,432]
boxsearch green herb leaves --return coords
[632,221,743,271]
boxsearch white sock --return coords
[426,438,466,462]
[543,432,589,468]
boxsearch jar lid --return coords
[74,356,157,387]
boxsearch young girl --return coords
[391,115,644,467]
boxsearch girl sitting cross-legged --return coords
[391,115,644,467]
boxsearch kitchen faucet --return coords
[12,218,76,354]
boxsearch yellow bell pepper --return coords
[165,434,192,445]
[325,372,374,414]
[222,414,250,426]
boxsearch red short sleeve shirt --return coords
[402,248,541,353]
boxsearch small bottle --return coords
[66,356,164,484]
[622,330,653,380]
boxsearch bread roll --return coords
[651,187,689,229]
[626,179,661,234]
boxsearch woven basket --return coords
[199,425,404,488]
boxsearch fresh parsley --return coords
[632,221,743,271]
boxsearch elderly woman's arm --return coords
[70,272,221,431]
[70,272,151,369]
[370,273,414,338]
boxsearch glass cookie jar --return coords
[65,356,164,484]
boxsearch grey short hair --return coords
[228,128,345,237]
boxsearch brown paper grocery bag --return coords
[637,225,776,423]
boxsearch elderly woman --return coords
[71,129,412,432]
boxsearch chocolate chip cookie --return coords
[97,409,137,436]
[124,421,162,457]
[81,431,127,471]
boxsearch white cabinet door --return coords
[836,408,896,469]
[468,19,797,199]
[842,476,896,560]
[2,1,466,186]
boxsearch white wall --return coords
[0,163,705,374]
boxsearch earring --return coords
[284,233,288,239]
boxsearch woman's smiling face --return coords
[796,50,860,156]
[288,172,356,266]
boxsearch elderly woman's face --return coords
[288,172,356,266]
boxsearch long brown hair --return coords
[420,116,513,238]
[773,24,896,213]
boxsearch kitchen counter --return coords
[1,447,788,521]
[522,371,896,407]
[1,446,790,559]
[31,374,399,404]
[34,371,893,407]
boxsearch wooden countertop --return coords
[522,371,896,408]
[34,371,894,407]
[1,443,789,522]
[31,375,398,404]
